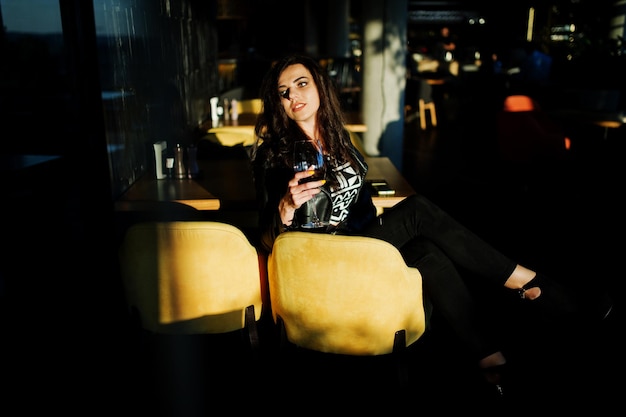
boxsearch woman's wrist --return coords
[278,197,295,226]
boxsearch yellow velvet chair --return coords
[235,98,262,115]
[206,99,261,147]
[118,221,265,350]
[207,125,256,147]
[267,231,427,385]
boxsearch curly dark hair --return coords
[251,54,360,178]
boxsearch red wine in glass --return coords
[293,140,328,228]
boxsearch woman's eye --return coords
[279,88,290,99]
[297,81,308,88]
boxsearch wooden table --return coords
[114,177,221,211]
[365,157,415,210]
[115,156,413,214]
[548,109,624,140]
[593,119,623,140]
[115,158,256,212]
[204,113,257,129]
[203,111,367,133]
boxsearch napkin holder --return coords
[153,141,167,179]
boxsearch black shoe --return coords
[480,364,507,398]
[516,273,613,322]
[591,290,613,321]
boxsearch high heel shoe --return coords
[516,273,613,321]
[480,364,507,398]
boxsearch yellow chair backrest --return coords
[118,221,263,335]
[268,231,426,355]
[207,126,256,147]
[235,98,262,115]
[347,129,366,156]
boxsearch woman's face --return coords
[277,63,320,125]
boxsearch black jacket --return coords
[252,139,377,254]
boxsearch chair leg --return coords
[393,330,409,386]
[276,315,289,352]
[429,103,437,127]
[419,100,438,129]
[419,99,427,130]
[244,305,260,355]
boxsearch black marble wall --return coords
[95,0,219,199]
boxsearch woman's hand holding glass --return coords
[292,139,328,229]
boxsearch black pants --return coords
[360,193,518,360]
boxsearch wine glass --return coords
[293,139,328,229]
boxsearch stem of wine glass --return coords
[310,194,320,225]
